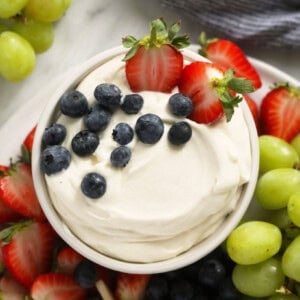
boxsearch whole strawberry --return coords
[123,18,190,93]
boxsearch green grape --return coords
[255,168,300,210]
[232,257,285,298]
[227,221,282,265]
[0,22,7,33]
[24,0,67,22]
[0,31,35,81]
[0,0,28,18]
[268,294,300,300]
[295,282,300,296]
[291,134,300,162]
[287,193,300,227]
[259,135,299,174]
[64,0,72,9]
[268,208,291,229]
[11,18,54,53]
[282,235,300,281]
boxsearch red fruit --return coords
[31,273,87,300]
[123,18,189,92]
[260,84,300,142]
[179,61,254,124]
[0,163,45,220]
[0,275,29,300]
[115,273,150,300]
[56,246,84,275]
[244,94,259,129]
[1,220,56,288]
[23,126,36,153]
[199,34,262,89]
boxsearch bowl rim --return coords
[32,45,259,274]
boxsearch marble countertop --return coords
[0,0,299,127]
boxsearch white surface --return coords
[0,0,299,127]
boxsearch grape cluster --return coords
[0,0,72,82]
[226,134,300,299]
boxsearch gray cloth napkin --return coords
[161,0,300,49]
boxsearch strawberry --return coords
[30,273,87,300]
[123,18,189,93]
[23,125,36,153]
[115,273,150,300]
[199,32,262,90]
[1,220,56,288]
[179,61,254,124]
[0,275,29,300]
[244,94,259,130]
[56,246,84,275]
[260,83,300,142]
[0,162,45,220]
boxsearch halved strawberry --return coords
[23,125,36,153]
[260,83,300,142]
[1,220,56,288]
[31,273,87,300]
[199,33,262,90]
[56,246,84,275]
[244,94,259,130]
[115,273,150,300]
[179,61,254,124]
[123,18,189,92]
[0,275,29,300]
[0,162,45,220]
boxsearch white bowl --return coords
[32,46,259,274]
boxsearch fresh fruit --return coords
[30,273,87,300]
[56,246,84,275]
[84,105,112,133]
[260,83,300,142]
[0,31,35,82]
[287,193,300,227]
[94,83,122,109]
[226,221,282,265]
[121,94,144,114]
[42,123,67,146]
[168,93,194,117]
[123,18,189,92]
[282,235,300,281]
[0,275,29,299]
[11,18,54,53]
[291,133,300,158]
[24,0,68,23]
[74,260,98,288]
[110,146,132,168]
[115,273,150,300]
[40,145,71,175]
[144,276,169,300]
[232,257,285,298]
[0,162,44,220]
[112,123,134,145]
[259,135,299,174]
[0,0,28,18]
[71,130,99,156]
[199,32,262,89]
[169,279,194,300]
[244,94,259,129]
[0,220,56,288]
[23,125,36,153]
[81,172,106,199]
[59,90,89,118]
[168,121,192,145]
[135,113,164,144]
[255,168,300,210]
[178,62,254,124]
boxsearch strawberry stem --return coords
[198,31,218,57]
[0,220,33,244]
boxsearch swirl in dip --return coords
[43,54,252,263]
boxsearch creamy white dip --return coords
[45,55,252,263]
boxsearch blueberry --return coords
[112,123,134,145]
[42,123,67,146]
[71,130,99,156]
[81,172,106,199]
[168,93,193,117]
[144,276,169,300]
[215,277,241,300]
[198,259,226,289]
[59,90,88,117]
[94,83,121,109]
[74,260,98,288]
[40,145,71,175]
[121,94,144,114]
[169,279,194,300]
[168,121,192,145]
[110,146,131,167]
[135,113,164,144]
[84,105,111,132]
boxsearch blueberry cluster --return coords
[40,84,194,200]
[144,247,240,300]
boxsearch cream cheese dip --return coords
[44,55,252,263]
